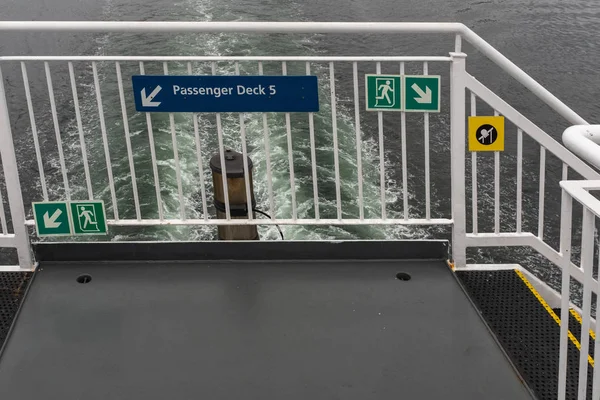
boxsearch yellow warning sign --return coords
[468,116,505,152]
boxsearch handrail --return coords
[0,21,464,33]
[560,180,600,219]
[465,74,599,180]
[460,26,588,126]
[562,125,600,170]
[0,20,587,126]
[0,56,453,62]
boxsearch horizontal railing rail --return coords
[0,21,587,125]
[0,56,453,62]
[0,21,468,33]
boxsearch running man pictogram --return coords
[76,205,99,232]
[375,78,395,107]
[69,201,107,235]
[365,75,402,111]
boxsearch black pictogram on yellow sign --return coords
[468,116,505,152]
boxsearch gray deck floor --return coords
[0,260,532,399]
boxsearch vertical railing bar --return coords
[376,61,386,220]
[329,61,342,220]
[0,188,7,234]
[455,34,462,53]
[213,61,231,220]
[494,153,500,232]
[92,61,118,219]
[557,189,572,400]
[516,128,523,233]
[163,62,186,220]
[68,62,93,200]
[400,61,408,220]
[282,61,297,220]
[21,63,48,201]
[593,242,600,400]
[0,65,33,268]
[494,110,500,233]
[423,61,431,220]
[306,61,319,220]
[578,208,595,400]
[352,62,364,220]
[139,61,163,220]
[44,62,70,201]
[562,163,568,181]
[449,52,467,268]
[187,62,208,220]
[259,62,276,218]
[235,62,254,221]
[115,62,141,220]
[470,92,477,234]
[538,146,546,240]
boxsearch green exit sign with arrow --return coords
[32,202,72,236]
[32,200,108,237]
[365,74,440,113]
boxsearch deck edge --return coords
[33,240,449,262]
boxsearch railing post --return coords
[454,34,462,53]
[557,187,572,400]
[0,66,33,270]
[450,52,467,268]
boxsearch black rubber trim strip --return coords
[33,240,449,262]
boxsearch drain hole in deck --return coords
[76,274,92,284]
[396,272,411,281]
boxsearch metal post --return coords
[210,149,258,240]
[454,34,462,53]
[450,52,467,268]
[557,188,573,400]
[577,208,594,399]
[0,66,33,270]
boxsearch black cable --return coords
[253,208,284,240]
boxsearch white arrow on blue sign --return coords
[132,75,320,113]
[141,86,162,107]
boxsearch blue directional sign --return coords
[132,75,319,113]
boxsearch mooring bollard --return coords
[210,149,259,240]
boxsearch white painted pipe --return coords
[562,125,600,170]
[0,21,465,33]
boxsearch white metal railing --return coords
[0,20,594,275]
[558,180,600,400]
[462,72,599,283]
[13,55,454,227]
[0,19,599,396]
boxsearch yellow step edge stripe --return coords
[514,269,594,367]
[569,308,597,341]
